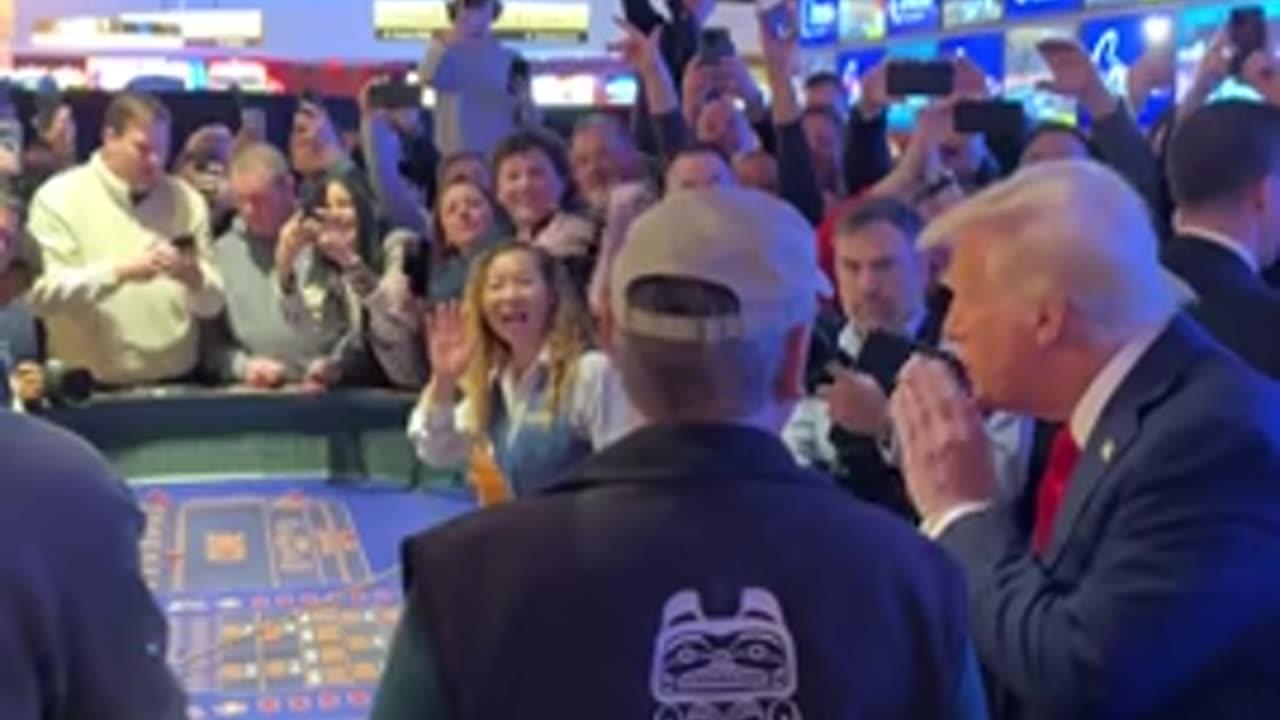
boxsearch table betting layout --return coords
[135,478,471,719]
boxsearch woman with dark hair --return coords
[274,172,395,389]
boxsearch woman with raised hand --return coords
[407,243,636,499]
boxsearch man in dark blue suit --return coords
[1162,100,1280,379]
[891,159,1280,719]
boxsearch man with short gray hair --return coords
[371,187,987,719]
[891,159,1280,718]
[201,143,344,388]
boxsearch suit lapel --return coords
[1043,316,1203,570]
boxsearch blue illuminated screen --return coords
[887,0,940,34]
[800,0,840,44]
[1004,0,1083,19]
[840,0,887,42]
[939,32,1005,90]
[1079,13,1174,124]
[943,0,1002,27]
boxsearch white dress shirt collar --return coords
[1174,222,1259,274]
[1068,320,1169,448]
[838,312,927,358]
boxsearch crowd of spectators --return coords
[3,0,1280,716]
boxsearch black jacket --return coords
[1163,233,1280,379]
[401,423,974,719]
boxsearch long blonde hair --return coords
[459,243,594,437]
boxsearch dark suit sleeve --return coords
[774,119,825,226]
[940,421,1280,717]
[1090,104,1161,216]
[841,110,893,196]
[651,109,691,167]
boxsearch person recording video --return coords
[25,92,225,388]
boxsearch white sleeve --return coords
[782,397,838,468]
[407,394,472,469]
[571,352,639,450]
[25,195,122,314]
[185,200,225,319]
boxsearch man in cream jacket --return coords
[26,92,224,387]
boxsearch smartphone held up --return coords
[886,61,955,97]
[1229,5,1268,75]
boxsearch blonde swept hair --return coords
[458,243,594,439]
[919,159,1179,345]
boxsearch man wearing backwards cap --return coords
[372,186,987,719]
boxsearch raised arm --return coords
[758,9,824,224]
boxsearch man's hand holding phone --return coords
[275,212,320,288]
[159,235,203,289]
[115,240,173,284]
[819,366,891,437]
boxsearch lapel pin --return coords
[1101,439,1116,464]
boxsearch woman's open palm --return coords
[426,302,472,383]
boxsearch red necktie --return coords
[1032,427,1082,556]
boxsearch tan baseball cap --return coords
[610,186,832,342]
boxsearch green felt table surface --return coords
[41,388,460,489]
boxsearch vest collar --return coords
[558,422,831,491]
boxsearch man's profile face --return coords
[835,220,924,335]
[941,230,1040,413]
[102,118,169,192]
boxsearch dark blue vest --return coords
[402,423,972,719]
